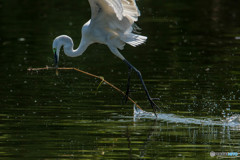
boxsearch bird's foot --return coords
[122,89,136,105]
[122,67,133,105]
[122,88,130,105]
[148,98,161,117]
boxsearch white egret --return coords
[52,0,160,114]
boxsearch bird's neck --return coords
[60,35,89,57]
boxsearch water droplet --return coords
[3,41,11,45]
[18,38,25,42]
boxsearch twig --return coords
[28,66,143,110]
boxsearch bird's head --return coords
[52,35,74,68]
[52,37,61,68]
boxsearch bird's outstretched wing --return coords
[121,0,140,22]
[89,0,140,21]
[88,0,147,47]
[88,0,141,33]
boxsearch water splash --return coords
[133,105,240,128]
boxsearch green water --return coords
[1,0,240,159]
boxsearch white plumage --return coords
[88,0,147,49]
[53,0,147,60]
[53,0,159,115]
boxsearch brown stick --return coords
[28,66,143,110]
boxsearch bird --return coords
[52,0,160,115]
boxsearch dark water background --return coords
[1,0,240,159]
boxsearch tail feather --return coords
[122,33,147,47]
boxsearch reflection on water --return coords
[1,0,240,159]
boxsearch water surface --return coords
[1,0,240,159]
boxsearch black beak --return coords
[54,50,58,68]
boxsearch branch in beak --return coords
[54,50,58,68]
[54,50,59,76]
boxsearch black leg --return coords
[123,59,160,116]
[123,66,133,104]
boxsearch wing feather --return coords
[122,0,140,22]
[88,0,123,20]
[88,0,141,30]
[87,0,147,47]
